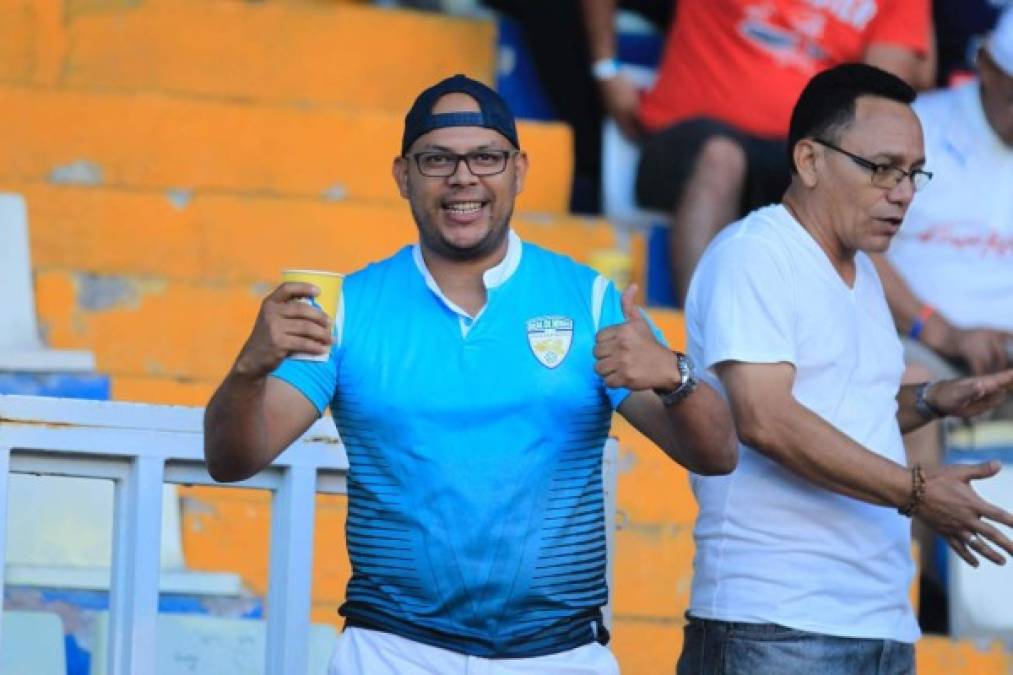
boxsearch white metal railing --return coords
[0,394,347,675]
[0,394,618,673]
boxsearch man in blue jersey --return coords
[204,74,737,674]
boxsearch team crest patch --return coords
[526,316,574,369]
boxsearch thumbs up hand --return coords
[593,284,680,390]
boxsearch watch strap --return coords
[654,352,699,407]
[914,381,944,419]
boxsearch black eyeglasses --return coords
[813,139,933,191]
[407,150,516,177]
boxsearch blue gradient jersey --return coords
[272,231,657,658]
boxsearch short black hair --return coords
[786,63,916,173]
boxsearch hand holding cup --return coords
[233,270,342,378]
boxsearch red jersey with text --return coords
[640,0,930,138]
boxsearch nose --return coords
[447,156,479,186]
[887,174,916,206]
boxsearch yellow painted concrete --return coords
[610,620,683,674]
[35,272,270,381]
[0,87,573,214]
[111,375,215,406]
[0,0,66,84]
[63,3,494,109]
[917,637,1011,674]
[180,486,352,630]
[20,185,638,381]
[612,525,694,618]
[177,485,273,597]
[612,416,697,525]
[12,184,620,284]
[0,3,33,83]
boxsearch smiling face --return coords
[392,93,528,263]
[802,95,925,255]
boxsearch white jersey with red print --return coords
[888,81,1013,332]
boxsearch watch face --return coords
[656,352,699,406]
[676,352,696,383]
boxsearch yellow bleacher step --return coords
[0,87,572,214]
[111,375,217,407]
[916,636,1010,674]
[12,184,620,283]
[610,621,684,675]
[17,184,639,381]
[3,1,494,110]
[0,2,34,84]
[611,413,695,526]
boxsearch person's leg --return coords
[675,616,907,675]
[667,135,747,303]
[635,118,754,305]
[675,615,723,675]
[481,0,605,213]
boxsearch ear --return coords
[392,156,410,199]
[793,139,821,188]
[512,150,529,195]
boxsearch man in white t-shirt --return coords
[682,63,1013,674]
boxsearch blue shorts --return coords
[676,615,915,675]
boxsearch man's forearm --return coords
[743,400,912,508]
[581,0,618,62]
[665,383,737,473]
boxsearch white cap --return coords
[987,8,1013,77]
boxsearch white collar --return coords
[411,229,522,321]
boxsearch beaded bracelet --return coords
[898,464,926,517]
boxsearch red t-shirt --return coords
[639,0,930,138]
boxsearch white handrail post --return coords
[265,464,317,675]
[0,445,10,649]
[107,455,166,675]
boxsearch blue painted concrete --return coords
[0,373,110,400]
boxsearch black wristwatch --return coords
[653,351,699,407]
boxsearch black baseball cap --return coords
[401,74,520,155]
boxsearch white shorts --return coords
[326,626,621,675]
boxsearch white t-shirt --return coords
[684,204,919,643]
[887,81,1013,331]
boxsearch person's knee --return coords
[692,136,748,186]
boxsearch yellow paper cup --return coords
[282,269,344,361]
[588,248,631,290]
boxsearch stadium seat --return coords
[0,610,67,675]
